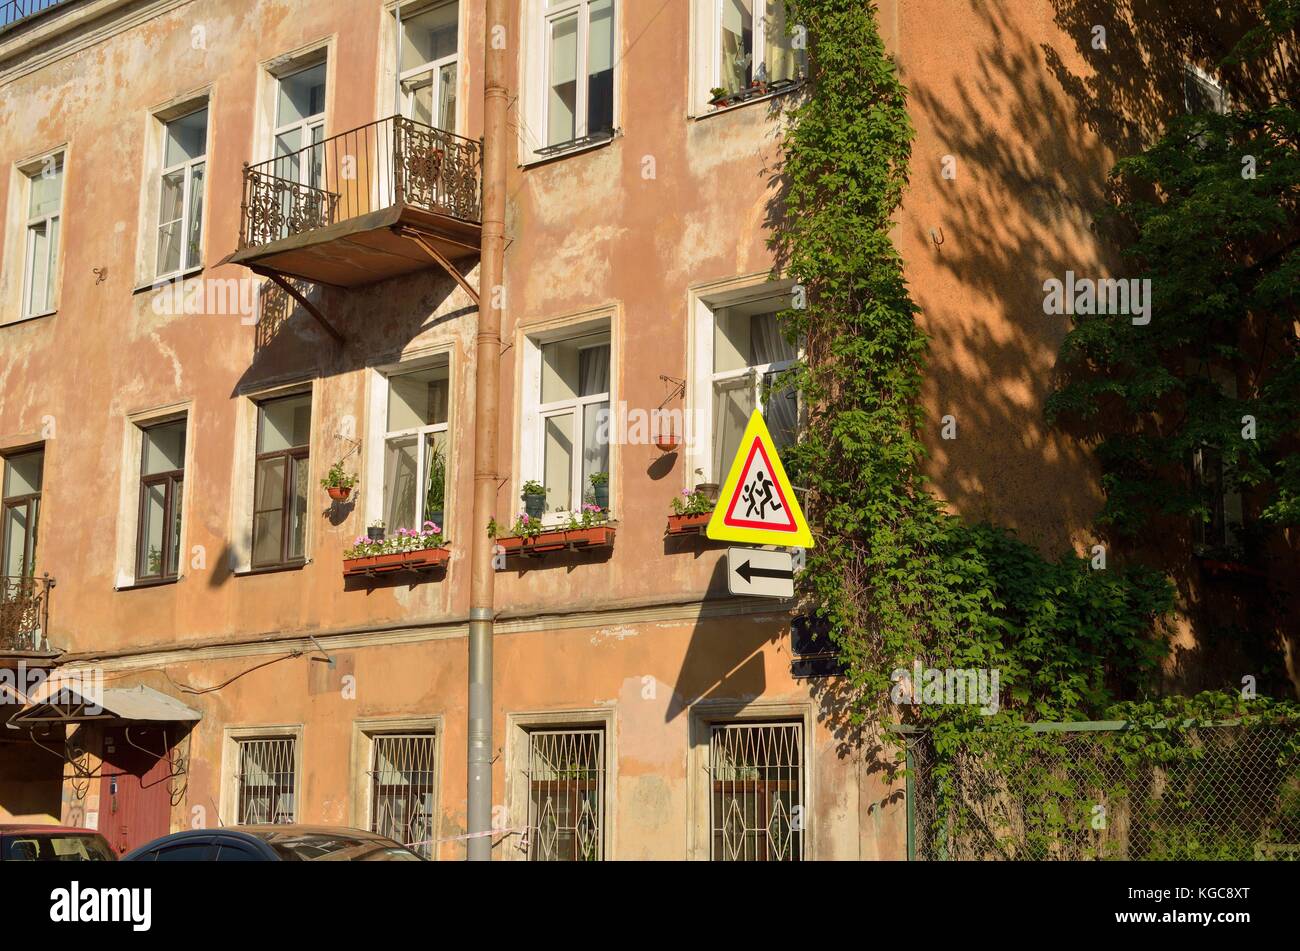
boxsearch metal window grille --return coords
[370,733,437,859]
[525,728,605,861]
[710,721,805,861]
[236,737,297,825]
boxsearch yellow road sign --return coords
[706,410,813,548]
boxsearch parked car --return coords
[0,825,117,861]
[121,825,425,861]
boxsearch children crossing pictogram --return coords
[706,411,813,547]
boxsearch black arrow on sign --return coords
[735,560,793,584]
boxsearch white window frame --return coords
[155,105,209,280]
[519,0,620,163]
[688,277,798,486]
[1183,62,1228,115]
[273,62,328,189]
[380,360,452,532]
[689,0,805,116]
[521,325,612,523]
[20,152,63,320]
[395,0,461,132]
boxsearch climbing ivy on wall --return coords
[771,0,1300,853]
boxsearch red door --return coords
[98,725,175,855]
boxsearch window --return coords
[136,419,186,582]
[252,393,311,569]
[383,362,450,533]
[156,107,208,277]
[398,1,459,130]
[1183,63,1227,115]
[2,449,43,579]
[525,727,605,861]
[236,737,297,824]
[369,733,437,859]
[1193,445,1244,554]
[530,331,610,515]
[533,0,615,152]
[21,154,62,318]
[155,840,215,861]
[273,62,327,190]
[709,721,804,861]
[711,300,797,480]
[691,0,804,112]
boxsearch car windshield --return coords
[3,834,115,862]
[254,832,421,862]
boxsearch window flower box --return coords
[344,523,447,577]
[499,524,616,557]
[666,512,711,535]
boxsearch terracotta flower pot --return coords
[327,486,352,502]
[655,434,681,453]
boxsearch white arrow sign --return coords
[727,548,795,599]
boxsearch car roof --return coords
[0,825,102,836]
[233,824,390,840]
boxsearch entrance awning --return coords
[10,684,200,726]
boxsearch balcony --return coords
[0,0,71,31]
[0,574,52,653]
[229,115,482,289]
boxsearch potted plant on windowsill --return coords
[521,480,546,519]
[588,472,609,511]
[565,504,613,547]
[667,487,714,534]
[497,507,615,557]
[321,461,358,502]
[344,521,448,576]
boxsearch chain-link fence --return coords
[903,720,1300,860]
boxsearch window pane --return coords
[438,61,458,130]
[25,221,50,315]
[252,457,287,567]
[371,734,438,860]
[289,457,308,560]
[762,372,798,452]
[164,108,208,167]
[544,413,574,512]
[526,729,604,861]
[143,420,186,475]
[547,13,578,145]
[3,505,30,577]
[582,401,609,503]
[156,169,185,275]
[28,160,62,217]
[384,435,420,531]
[404,74,435,125]
[714,307,750,373]
[258,394,312,452]
[763,0,800,82]
[3,451,43,499]
[387,365,449,431]
[138,482,167,578]
[277,63,327,126]
[44,216,59,311]
[720,0,754,93]
[713,376,754,477]
[587,0,614,135]
[169,478,184,576]
[401,1,459,72]
[186,163,205,269]
[577,346,610,397]
[424,431,447,526]
[750,311,795,365]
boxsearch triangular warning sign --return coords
[707,411,813,548]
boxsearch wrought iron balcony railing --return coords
[238,115,482,252]
[1,574,53,652]
[0,0,70,30]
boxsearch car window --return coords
[215,842,262,861]
[257,832,421,861]
[155,841,214,861]
[3,835,114,861]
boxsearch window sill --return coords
[521,130,619,168]
[2,309,57,328]
[691,80,807,122]
[235,561,309,578]
[115,577,181,592]
[132,263,205,296]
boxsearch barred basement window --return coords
[236,737,297,824]
[525,728,605,861]
[710,721,804,861]
[370,733,437,859]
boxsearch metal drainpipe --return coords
[466,0,508,862]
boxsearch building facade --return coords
[0,0,1257,859]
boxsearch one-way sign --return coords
[727,547,795,599]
